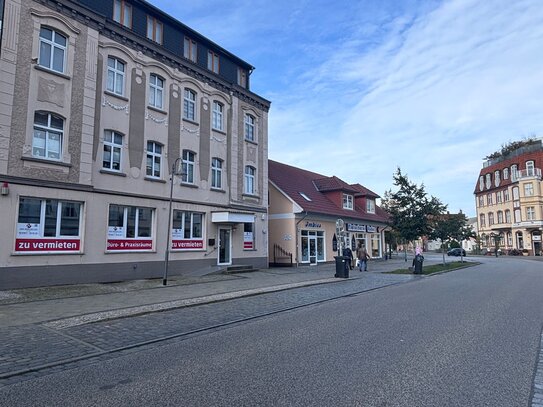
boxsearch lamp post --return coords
[163,157,184,286]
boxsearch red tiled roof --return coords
[269,160,388,223]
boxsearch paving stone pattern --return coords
[0,273,413,386]
[532,331,543,407]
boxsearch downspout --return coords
[295,211,309,267]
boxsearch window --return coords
[183,89,196,121]
[300,192,312,201]
[486,193,493,205]
[479,176,484,191]
[39,27,66,73]
[507,232,513,246]
[496,191,503,204]
[478,195,484,207]
[17,198,81,238]
[107,57,125,96]
[514,209,521,223]
[343,194,353,210]
[244,114,255,141]
[503,168,509,180]
[238,68,247,88]
[147,16,163,44]
[107,205,153,244]
[497,211,503,224]
[113,0,132,28]
[212,101,223,131]
[244,166,256,195]
[488,212,494,225]
[146,141,162,178]
[211,158,223,189]
[494,170,500,187]
[526,160,535,177]
[149,74,164,109]
[172,211,203,241]
[505,209,511,223]
[524,182,534,197]
[243,223,254,250]
[33,111,63,160]
[366,198,376,214]
[182,150,195,184]
[207,50,219,73]
[479,214,486,227]
[485,174,491,189]
[511,164,518,179]
[504,189,510,201]
[526,207,536,221]
[103,130,123,171]
[184,37,197,63]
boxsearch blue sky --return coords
[149,0,543,217]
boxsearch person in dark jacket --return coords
[343,247,354,270]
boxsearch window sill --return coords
[100,169,127,177]
[212,128,227,135]
[104,90,129,102]
[182,118,199,126]
[244,138,258,145]
[242,193,260,199]
[210,187,226,193]
[34,65,71,80]
[145,177,166,183]
[147,105,167,115]
[180,182,198,189]
[22,155,72,168]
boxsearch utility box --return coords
[334,256,349,278]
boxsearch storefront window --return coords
[244,223,254,250]
[107,205,154,251]
[300,230,324,263]
[171,210,204,250]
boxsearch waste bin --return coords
[334,256,349,278]
[413,254,424,274]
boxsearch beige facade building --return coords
[0,0,270,288]
[474,139,543,255]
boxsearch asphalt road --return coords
[1,258,542,406]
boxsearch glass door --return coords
[309,235,317,265]
[218,227,231,265]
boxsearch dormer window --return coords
[485,173,491,189]
[503,168,509,180]
[366,198,375,214]
[479,176,484,191]
[494,170,500,187]
[343,194,353,210]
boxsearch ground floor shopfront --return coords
[0,184,267,289]
[481,226,542,255]
[269,215,386,266]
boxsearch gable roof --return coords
[269,160,388,223]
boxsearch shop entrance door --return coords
[218,227,232,265]
[309,236,318,265]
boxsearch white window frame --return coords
[488,212,494,225]
[487,193,493,205]
[497,211,503,224]
[479,214,486,227]
[146,141,162,178]
[505,209,511,223]
[182,150,195,184]
[183,89,196,121]
[211,157,223,189]
[212,101,224,131]
[244,166,256,195]
[524,182,534,197]
[103,130,123,171]
[526,160,535,177]
[478,196,484,207]
[366,199,375,214]
[38,27,67,74]
[184,37,197,63]
[504,189,510,201]
[479,176,484,191]
[244,114,255,141]
[526,207,536,221]
[485,174,491,189]
[17,197,82,238]
[494,170,500,187]
[108,205,153,239]
[32,111,63,161]
[149,74,164,109]
[172,210,203,240]
[342,194,354,210]
[107,57,125,96]
[113,0,132,28]
[503,168,509,180]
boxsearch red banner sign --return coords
[107,239,153,251]
[172,239,204,250]
[15,238,81,252]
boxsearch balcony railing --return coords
[511,167,542,182]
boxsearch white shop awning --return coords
[211,212,255,223]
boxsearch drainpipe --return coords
[295,211,309,267]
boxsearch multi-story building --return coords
[268,160,388,267]
[0,0,270,288]
[474,139,543,255]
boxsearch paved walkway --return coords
[0,256,432,328]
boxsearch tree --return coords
[430,213,471,264]
[382,168,446,261]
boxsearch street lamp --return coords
[163,157,184,286]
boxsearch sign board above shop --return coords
[346,223,379,233]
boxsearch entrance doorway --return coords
[218,227,232,265]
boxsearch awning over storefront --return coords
[211,212,255,223]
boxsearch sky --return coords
[149,0,543,217]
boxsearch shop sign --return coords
[244,232,254,249]
[305,222,321,228]
[533,235,542,241]
[17,223,40,237]
[172,239,204,250]
[15,238,80,252]
[107,226,125,239]
[347,223,366,232]
[172,228,184,239]
[367,225,378,233]
[107,239,153,251]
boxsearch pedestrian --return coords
[343,247,353,270]
[356,243,370,271]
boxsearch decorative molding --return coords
[210,136,226,144]
[181,123,199,136]
[145,111,168,126]
[102,97,129,114]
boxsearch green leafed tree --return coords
[382,168,446,261]
[430,212,473,264]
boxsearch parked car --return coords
[447,248,466,256]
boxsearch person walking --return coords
[356,243,370,272]
[343,247,354,270]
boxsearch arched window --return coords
[488,212,494,225]
[183,89,196,121]
[182,150,195,184]
[33,111,64,160]
[107,57,125,96]
[146,141,162,178]
[485,173,491,189]
[497,211,503,224]
[479,213,486,227]
[244,114,255,141]
[526,160,535,177]
[503,167,509,180]
[212,101,224,131]
[244,166,256,194]
[211,157,223,189]
[149,74,164,109]
[103,130,123,171]
[494,170,500,187]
